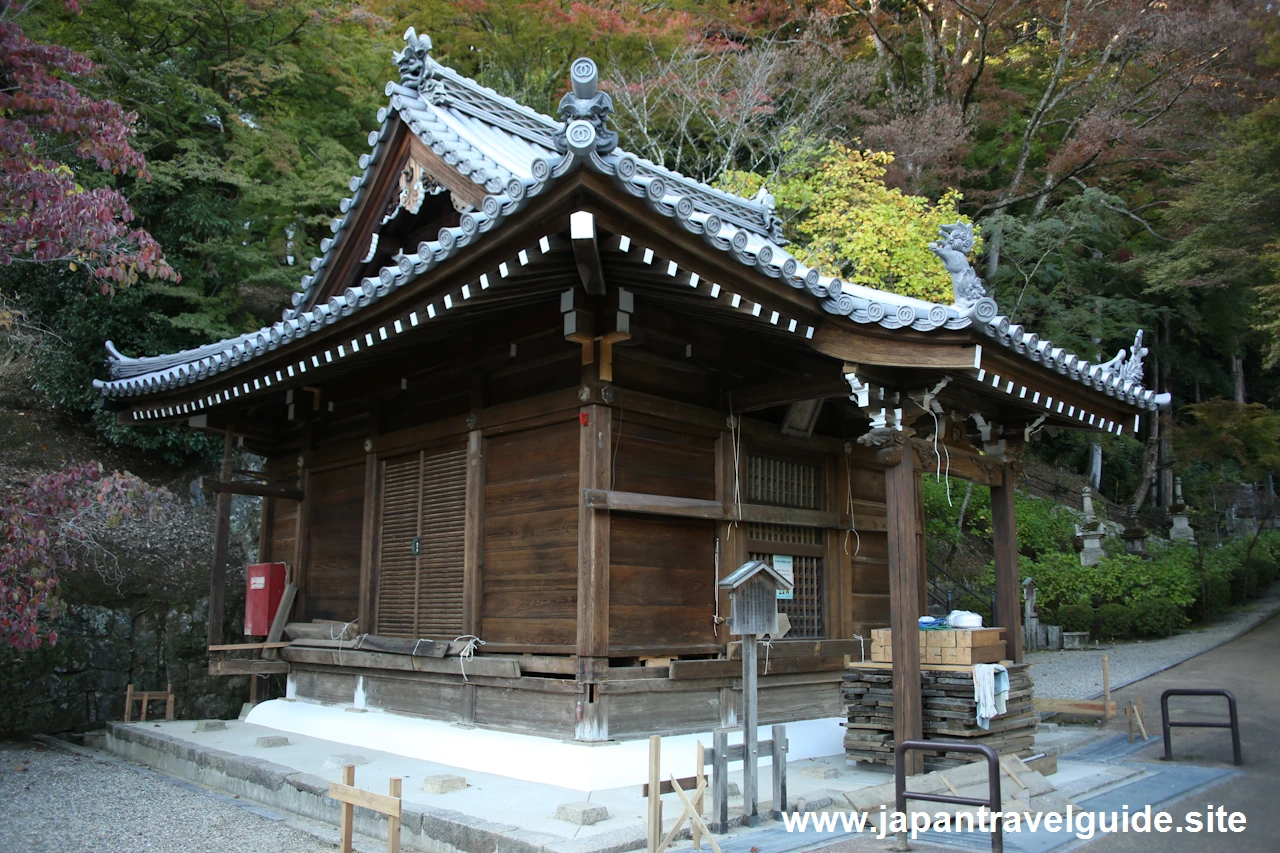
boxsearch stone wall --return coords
[0,592,261,734]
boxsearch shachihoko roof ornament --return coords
[91,29,1170,416]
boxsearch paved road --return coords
[1081,613,1279,853]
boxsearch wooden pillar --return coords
[741,635,760,826]
[577,404,612,740]
[207,431,235,647]
[991,461,1024,663]
[357,448,379,634]
[885,439,923,775]
[463,429,486,637]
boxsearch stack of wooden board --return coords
[843,663,1037,769]
[869,627,1006,664]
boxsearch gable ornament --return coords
[394,27,432,90]
[929,222,998,322]
[553,57,617,156]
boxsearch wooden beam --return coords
[208,658,290,676]
[201,477,304,501]
[585,489,723,519]
[991,461,1023,663]
[207,431,234,648]
[571,210,607,295]
[731,375,853,412]
[464,429,485,636]
[811,322,978,369]
[407,135,487,210]
[885,436,924,776]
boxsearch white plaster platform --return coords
[246,698,848,791]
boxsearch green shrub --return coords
[1097,603,1134,638]
[1059,602,1095,633]
[1131,595,1185,637]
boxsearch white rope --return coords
[330,620,357,640]
[452,635,485,682]
[712,537,722,636]
[761,636,773,675]
[929,409,953,506]
[843,449,861,557]
[850,633,867,663]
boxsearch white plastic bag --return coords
[948,609,983,629]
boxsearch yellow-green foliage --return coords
[720,141,975,304]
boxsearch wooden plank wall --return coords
[609,422,718,654]
[302,463,365,622]
[481,420,579,650]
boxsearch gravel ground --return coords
[0,740,367,853]
[1026,584,1280,700]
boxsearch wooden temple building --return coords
[94,30,1166,765]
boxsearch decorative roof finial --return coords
[1118,329,1147,384]
[929,222,996,320]
[754,186,787,244]
[553,57,617,156]
[394,27,432,89]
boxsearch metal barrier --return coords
[1161,689,1243,766]
[894,740,1003,853]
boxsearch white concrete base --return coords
[245,700,845,792]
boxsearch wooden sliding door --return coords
[376,445,467,637]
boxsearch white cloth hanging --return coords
[973,663,1009,730]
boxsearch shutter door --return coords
[375,446,467,638]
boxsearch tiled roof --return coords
[95,29,1166,415]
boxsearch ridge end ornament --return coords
[394,27,433,90]
[929,222,996,319]
[553,57,617,156]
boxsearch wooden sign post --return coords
[328,764,403,853]
[718,560,792,827]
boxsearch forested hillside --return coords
[3,2,1279,621]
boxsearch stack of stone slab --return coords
[869,627,1006,665]
[843,663,1037,769]
[842,753,1071,817]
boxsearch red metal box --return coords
[244,562,287,636]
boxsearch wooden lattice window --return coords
[376,446,467,637]
[746,455,819,509]
[747,523,824,639]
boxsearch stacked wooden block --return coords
[843,664,1038,769]
[869,627,1006,665]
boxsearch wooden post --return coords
[358,447,379,635]
[339,764,355,853]
[991,461,1023,663]
[387,776,403,853]
[1102,654,1112,719]
[463,429,486,637]
[770,724,787,818]
[207,431,235,647]
[885,443,924,775]
[165,683,174,721]
[694,741,705,849]
[741,634,759,826]
[577,405,612,741]
[712,730,728,834]
[124,684,134,722]
[648,735,662,853]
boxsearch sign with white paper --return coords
[773,555,794,599]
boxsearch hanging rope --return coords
[843,448,861,557]
[929,408,953,506]
[712,537,722,636]
[761,636,773,675]
[452,635,485,682]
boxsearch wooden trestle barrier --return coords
[645,727,788,851]
[123,683,174,722]
[328,764,403,853]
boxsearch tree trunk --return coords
[1088,442,1102,491]
[1232,355,1246,403]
